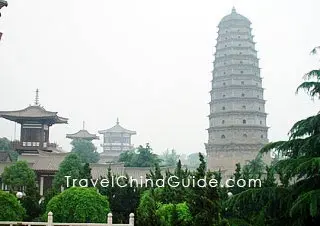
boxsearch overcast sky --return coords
[0,0,319,155]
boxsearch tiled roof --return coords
[66,130,99,140]
[18,151,68,172]
[99,123,136,135]
[220,7,250,25]
[0,105,68,124]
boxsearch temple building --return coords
[0,90,68,154]
[205,8,269,174]
[98,119,136,163]
[0,90,68,195]
[66,122,99,141]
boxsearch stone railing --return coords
[0,212,134,226]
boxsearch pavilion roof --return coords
[0,105,68,125]
[66,129,99,140]
[99,119,136,135]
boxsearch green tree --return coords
[0,137,18,161]
[0,190,25,221]
[156,202,192,226]
[136,189,160,226]
[1,161,40,221]
[226,47,320,226]
[160,149,179,167]
[119,143,161,167]
[71,139,99,163]
[53,153,83,190]
[45,187,110,223]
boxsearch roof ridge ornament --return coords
[35,89,40,106]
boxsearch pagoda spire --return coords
[83,121,85,130]
[116,117,119,125]
[232,6,236,13]
[34,89,39,106]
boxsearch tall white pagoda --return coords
[205,7,269,174]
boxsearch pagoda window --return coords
[260,120,262,125]
[224,72,226,75]
[242,105,246,109]
[222,120,225,124]
[238,44,241,46]
[241,81,244,85]
[243,134,247,138]
[223,94,226,98]
[241,93,245,97]
[223,82,226,86]
[241,71,244,74]
[261,135,264,138]
[239,52,242,55]
[259,107,261,111]
[225,45,227,47]
[238,35,240,38]
[240,61,243,64]
[222,106,225,110]
[243,119,247,124]
[221,135,226,139]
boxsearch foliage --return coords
[118,143,162,167]
[0,190,26,221]
[53,153,83,190]
[45,187,110,223]
[1,160,40,221]
[225,47,320,226]
[0,137,18,161]
[160,149,179,167]
[156,202,192,226]
[136,189,160,226]
[71,139,99,163]
[1,161,36,191]
[98,167,140,223]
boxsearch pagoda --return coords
[205,8,269,174]
[98,118,136,163]
[0,89,68,154]
[66,122,99,141]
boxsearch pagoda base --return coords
[205,143,271,176]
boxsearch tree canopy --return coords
[45,187,110,223]
[118,143,162,167]
[0,190,25,221]
[71,139,99,163]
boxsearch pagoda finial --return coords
[83,121,85,130]
[34,89,39,105]
[116,117,119,125]
[232,6,236,13]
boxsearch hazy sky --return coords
[0,0,319,155]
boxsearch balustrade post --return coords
[47,211,53,226]
[129,213,134,225]
[107,213,112,226]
